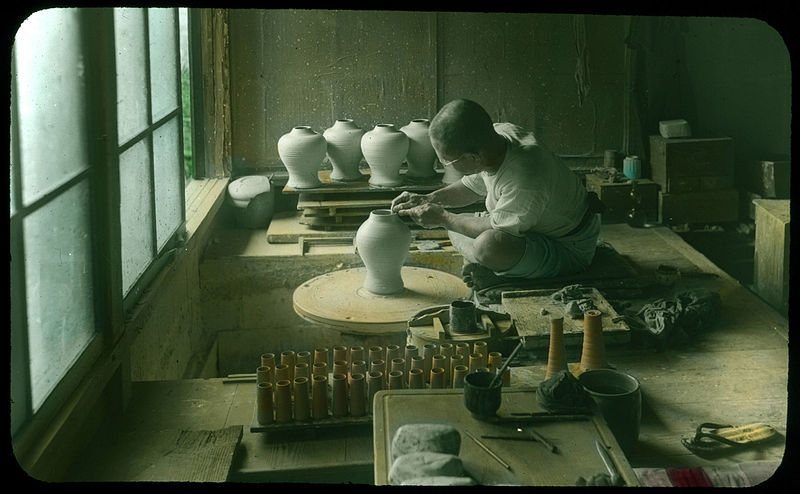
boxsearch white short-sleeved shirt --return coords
[460,123,588,238]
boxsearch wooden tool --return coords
[488,340,524,388]
[464,430,512,471]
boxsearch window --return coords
[10,7,190,434]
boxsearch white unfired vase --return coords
[361,124,409,187]
[355,209,412,295]
[400,119,437,178]
[323,119,365,182]
[277,126,326,189]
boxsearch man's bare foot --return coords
[461,263,513,291]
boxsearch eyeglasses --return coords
[439,153,471,167]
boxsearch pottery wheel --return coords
[293,267,471,335]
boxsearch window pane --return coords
[153,118,183,250]
[114,8,149,144]
[24,180,96,411]
[179,8,194,182]
[14,8,89,206]
[119,139,154,295]
[148,8,179,122]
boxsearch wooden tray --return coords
[501,287,631,349]
[250,398,372,433]
[373,387,639,486]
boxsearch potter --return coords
[391,99,604,291]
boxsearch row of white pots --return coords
[277,119,462,189]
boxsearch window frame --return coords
[9,7,193,439]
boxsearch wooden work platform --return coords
[67,224,789,483]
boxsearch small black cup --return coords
[463,370,502,420]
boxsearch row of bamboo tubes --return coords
[255,340,511,425]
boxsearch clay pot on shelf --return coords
[277,126,326,189]
[400,119,437,179]
[545,316,569,379]
[354,209,412,295]
[256,382,274,425]
[361,124,409,187]
[580,310,608,372]
[323,119,365,182]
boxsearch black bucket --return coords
[463,370,502,420]
[578,369,642,455]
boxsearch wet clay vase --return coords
[277,126,326,189]
[579,369,642,455]
[361,124,409,187]
[580,310,608,372]
[256,382,274,425]
[355,209,412,295]
[311,375,329,420]
[400,119,437,179]
[463,370,502,420]
[323,119,365,182]
[293,377,311,422]
[274,380,293,424]
[545,317,569,379]
[349,373,367,417]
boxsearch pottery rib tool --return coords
[488,340,524,388]
[464,430,512,471]
[528,427,558,454]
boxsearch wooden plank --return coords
[282,169,446,195]
[501,287,630,349]
[753,199,790,313]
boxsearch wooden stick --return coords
[464,430,512,471]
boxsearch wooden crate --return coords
[753,199,790,314]
[650,135,734,192]
[585,174,659,224]
[658,188,739,225]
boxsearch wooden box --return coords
[753,199,790,314]
[585,174,659,224]
[650,135,734,192]
[742,159,791,198]
[658,188,739,225]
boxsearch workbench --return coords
[67,224,789,483]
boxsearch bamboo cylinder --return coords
[294,362,310,380]
[312,361,328,378]
[256,365,271,386]
[439,343,454,358]
[350,346,365,364]
[469,353,486,373]
[390,358,405,374]
[332,373,349,417]
[385,344,402,362]
[487,351,503,372]
[332,345,348,364]
[473,340,488,357]
[403,345,419,373]
[367,370,383,412]
[580,310,608,372]
[370,359,386,382]
[388,370,405,390]
[408,368,425,389]
[455,342,471,360]
[351,359,367,378]
[450,354,465,387]
[314,347,328,365]
[256,382,274,425]
[432,354,449,386]
[280,351,296,381]
[293,377,311,421]
[430,367,445,389]
[368,346,384,366]
[422,343,438,382]
[452,365,468,389]
[545,316,569,379]
[311,374,328,420]
[333,360,349,376]
[349,373,366,417]
[275,364,291,383]
[274,379,292,424]
[409,355,425,383]
[260,353,276,370]
[296,350,312,365]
